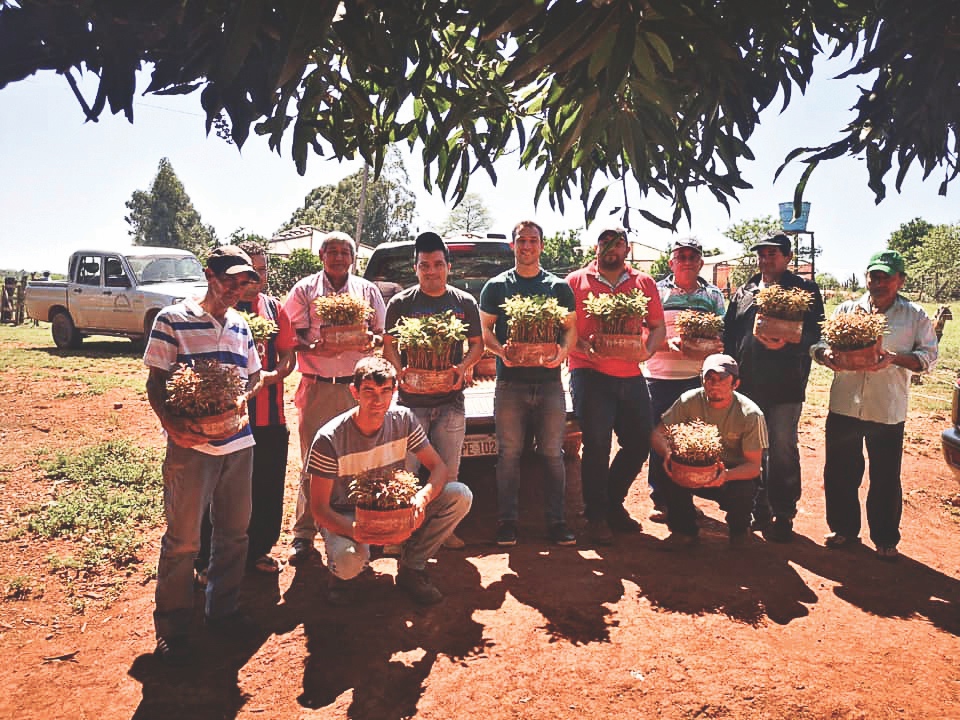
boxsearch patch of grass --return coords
[27,441,163,572]
[3,575,37,601]
[0,324,144,375]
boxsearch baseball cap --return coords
[670,237,703,254]
[206,245,260,279]
[750,233,792,254]
[701,353,739,379]
[597,226,627,243]
[866,249,906,275]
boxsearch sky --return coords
[1,54,958,280]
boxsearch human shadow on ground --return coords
[34,340,143,359]
[283,549,503,718]
[781,534,960,636]
[127,571,282,719]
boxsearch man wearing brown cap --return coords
[723,233,824,543]
[143,245,263,663]
[650,354,768,547]
[812,249,938,560]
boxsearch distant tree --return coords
[125,158,217,257]
[268,248,324,297]
[722,215,782,287]
[910,223,960,301]
[816,272,841,290]
[442,193,493,235]
[887,218,935,264]
[541,229,587,274]
[280,149,415,247]
[649,253,670,280]
[843,273,862,292]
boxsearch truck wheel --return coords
[51,310,82,350]
[131,310,159,351]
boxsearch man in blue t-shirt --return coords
[479,220,578,547]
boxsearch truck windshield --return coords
[127,255,204,284]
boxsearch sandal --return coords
[251,555,281,574]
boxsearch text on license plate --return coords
[462,435,497,457]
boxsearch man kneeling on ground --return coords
[650,354,768,547]
[306,356,473,605]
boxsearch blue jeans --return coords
[753,401,803,522]
[154,441,253,640]
[494,380,567,525]
[405,397,466,483]
[320,482,473,578]
[571,369,653,521]
[823,412,904,548]
[645,376,702,509]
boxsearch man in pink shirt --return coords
[282,232,386,565]
[566,228,665,545]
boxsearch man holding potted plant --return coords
[306,356,473,605]
[650,354,768,547]
[383,232,484,549]
[723,233,825,543]
[566,226,666,545]
[480,220,578,547]
[283,232,386,566]
[812,250,938,560]
[642,237,726,523]
[143,245,263,664]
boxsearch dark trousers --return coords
[661,475,757,537]
[198,424,290,570]
[646,376,702,508]
[569,369,652,521]
[823,411,904,548]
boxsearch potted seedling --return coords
[164,358,247,439]
[238,310,278,361]
[752,285,812,344]
[349,468,422,545]
[673,310,725,361]
[820,311,888,371]
[502,294,568,366]
[391,310,469,394]
[313,294,374,351]
[583,289,650,361]
[665,420,725,488]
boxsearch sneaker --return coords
[496,522,518,547]
[154,635,190,666]
[876,545,899,561]
[250,554,281,574]
[824,532,860,549]
[194,567,208,589]
[205,611,258,636]
[442,532,466,550]
[762,517,794,544]
[660,532,699,551]
[287,538,315,567]
[396,567,444,605]
[548,522,577,546]
[608,508,642,534]
[587,519,614,546]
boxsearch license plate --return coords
[462,435,497,457]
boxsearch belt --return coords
[302,373,354,384]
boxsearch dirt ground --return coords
[1,337,959,720]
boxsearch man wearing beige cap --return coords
[650,354,768,548]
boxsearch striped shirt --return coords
[306,406,428,510]
[144,298,261,455]
[237,294,297,427]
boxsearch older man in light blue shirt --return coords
[812,249,938,560]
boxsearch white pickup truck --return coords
[25,247,207,349]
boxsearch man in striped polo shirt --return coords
[144,245,262,665]
[195,241,297,581]
[306,356,472,605]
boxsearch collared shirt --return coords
[283,272,386,377]
[566,261,665,378]
[237,293,297,427]
[144,298,261,455]
[814,293,938,424]
[643,274,726,380]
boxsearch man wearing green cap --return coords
[812,249,938,561]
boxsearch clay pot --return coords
[474,354,498,378]
[669,457,722,489]
[592,331,649,361]
[354,505,417,545]
[753,313,802,344]
[190,408,241,439]
[319,323,370,351]
[503,341,560,367]
[399,366,460,395]
[831,341,882,371]
[679,336,724,361]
